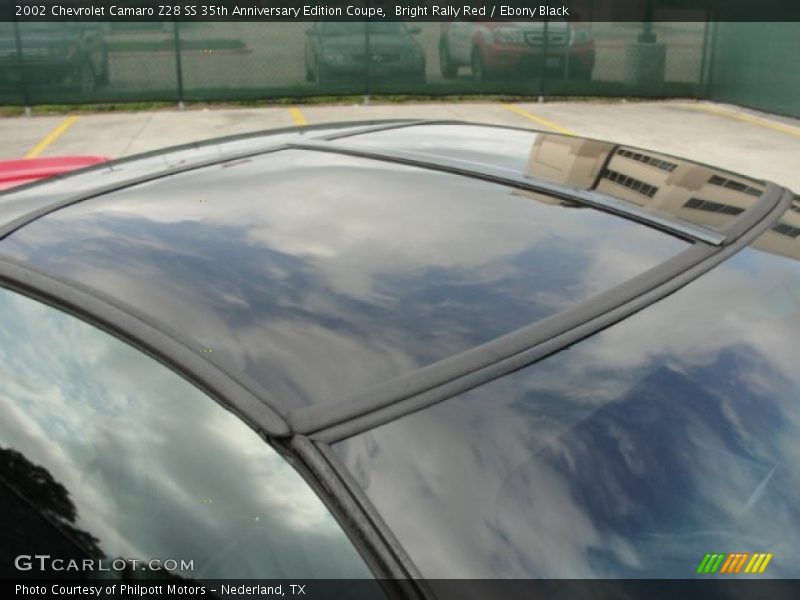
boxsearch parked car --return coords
[0,22,108,94]
[0,156,108,191]
[305,22,425,85]
[439,21,595,80]
[1,122,798,591]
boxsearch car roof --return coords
[0,121,795,438]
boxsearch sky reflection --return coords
[0,150,686,410]
[335,235,800,579]
[0,287,371,579]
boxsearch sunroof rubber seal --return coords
[289,436,426,592]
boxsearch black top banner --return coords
[2,0,799,22]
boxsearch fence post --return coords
[698,20,710,94]
[363,18,371,105]
[538,20,549,101]
[173,20,185,109]
[12,18,32,115]
[704,21,719,100]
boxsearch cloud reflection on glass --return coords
[0,288,371,579]
[0,150,686,410]
[335,235,800,579]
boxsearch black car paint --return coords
[0,121,797,585]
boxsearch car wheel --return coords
[471,47,488,82]
[439,41,457,78]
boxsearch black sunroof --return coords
[0,148,688,411]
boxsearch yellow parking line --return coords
[502,104,575,135]
[26,115,80,158]
[688,103,800,138]
[289,107,307,127]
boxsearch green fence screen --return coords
[705,22,800,118]
[0,21,796,118]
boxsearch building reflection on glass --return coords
[523,134,800,261]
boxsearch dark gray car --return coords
[305,22,425,85]
[0,22,108,94]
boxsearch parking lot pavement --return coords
[1,99,799,191]
[0,115,82,159]
[6,107,297,159]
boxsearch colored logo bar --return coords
[696,552,773,574]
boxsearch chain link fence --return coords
[705,22,800,118]
[0,21,795,117]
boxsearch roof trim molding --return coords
[0,144,290,241]
[289,436,426,589]
[0,119,417,200]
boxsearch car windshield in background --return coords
[335,225,800,578]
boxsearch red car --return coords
[0,156,108,191]
[439,21,595,81]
